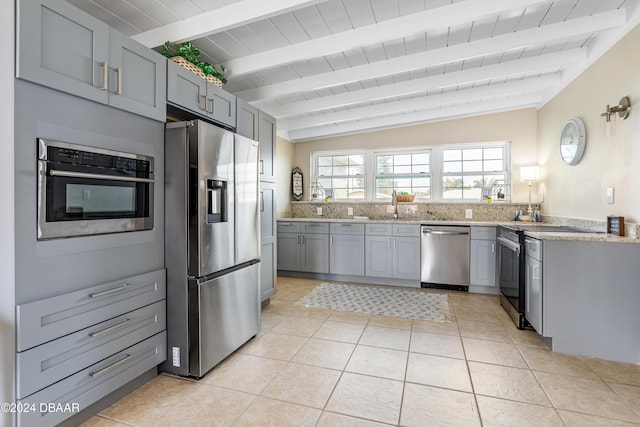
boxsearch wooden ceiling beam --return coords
[237,10,625,103]
[278,75,559,131]
[131,0,326,47]
[268,49,585,118]
[223,0,551,77]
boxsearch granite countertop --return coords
[523,231,640,243]
[277,217,639,243]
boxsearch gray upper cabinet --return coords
[259,111,277,182]
[260,182,276,301]
[17,0,109,104]
[166,60,236,128]
[237,99,259,140]
[107,29,167,122]
[17,0,166,121]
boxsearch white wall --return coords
[538,24,640,223]
[276,136,295,217]
[292,109,539,203]
[1,1,15,424]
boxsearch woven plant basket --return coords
[171,56,223,88]
[396,194,415,202]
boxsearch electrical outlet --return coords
[465,209,473,219]
[606,187,615,204]
[317,207,323,215]
[347,207,354,216]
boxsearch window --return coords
[315,153,365,200]
[311,143,509,202]
[374,152,431,200]
[442,146,507,200]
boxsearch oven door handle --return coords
[49,169,155,184]
[497,236,521,255]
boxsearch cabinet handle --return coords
[89,318,131,337]
[301,235,305,245]
[115,67,122,95]
[89,354,132,378]
[98,61,108,90]
[393,238,397,249]
[491,243,495,254]
[341,224,352,227]
[200,94,207,111]
[259,160,264,174]
[89,283,130,298]
[208,98,214,114]
[331,236,334,246]
[260,191,264,212]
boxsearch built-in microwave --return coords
[37,138,154,240]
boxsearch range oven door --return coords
[37,139,154,240]
[497,234,525,328]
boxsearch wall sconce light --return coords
[520,165,540,216]
[601,96,631,122]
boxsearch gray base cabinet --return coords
[470,227,497,287]
[167,60,236,128]
[524,238,543,333]
[17,0,166,121]
[277,223,329,274]
[365,224,420,281]
[15,269,166,426]
[330,223,365,276]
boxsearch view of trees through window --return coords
[375,152,431,200]
[315,154,365,199]
[442,147,506,200]
[313,144,508,201]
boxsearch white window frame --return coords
[310,142,510,202]
[311,151,367,200]
[373,149,432,201]
[440,143,511,201]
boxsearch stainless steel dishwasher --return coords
[421,225,470,291]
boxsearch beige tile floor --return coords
[84,277,640,426]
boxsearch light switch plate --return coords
[465,209,473,219]
[317,207,322,215]
[606,187,615,204]
[172,347,180,367]
[347,207,354,216]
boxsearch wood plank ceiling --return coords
[67,0,640,142]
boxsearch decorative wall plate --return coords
[291,167,303,201]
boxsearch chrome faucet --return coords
[391,190,398,219]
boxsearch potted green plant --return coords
[162,41,228,85]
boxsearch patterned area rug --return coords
[297,283,452,322]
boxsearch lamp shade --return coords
[520,165,540,182]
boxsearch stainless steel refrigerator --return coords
[163,120,260,378]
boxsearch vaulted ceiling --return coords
[68,0,640,142]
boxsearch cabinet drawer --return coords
[17,332,166,427]
[16,269,166,351]
[471,226,497,240]
[366,224,392,236]
[330,223,365,235]
[301,222,329,234]
[277,222,301,233]
[17,300,166,400]
[392,224,420,237]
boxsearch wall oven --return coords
[37,138,154,239]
